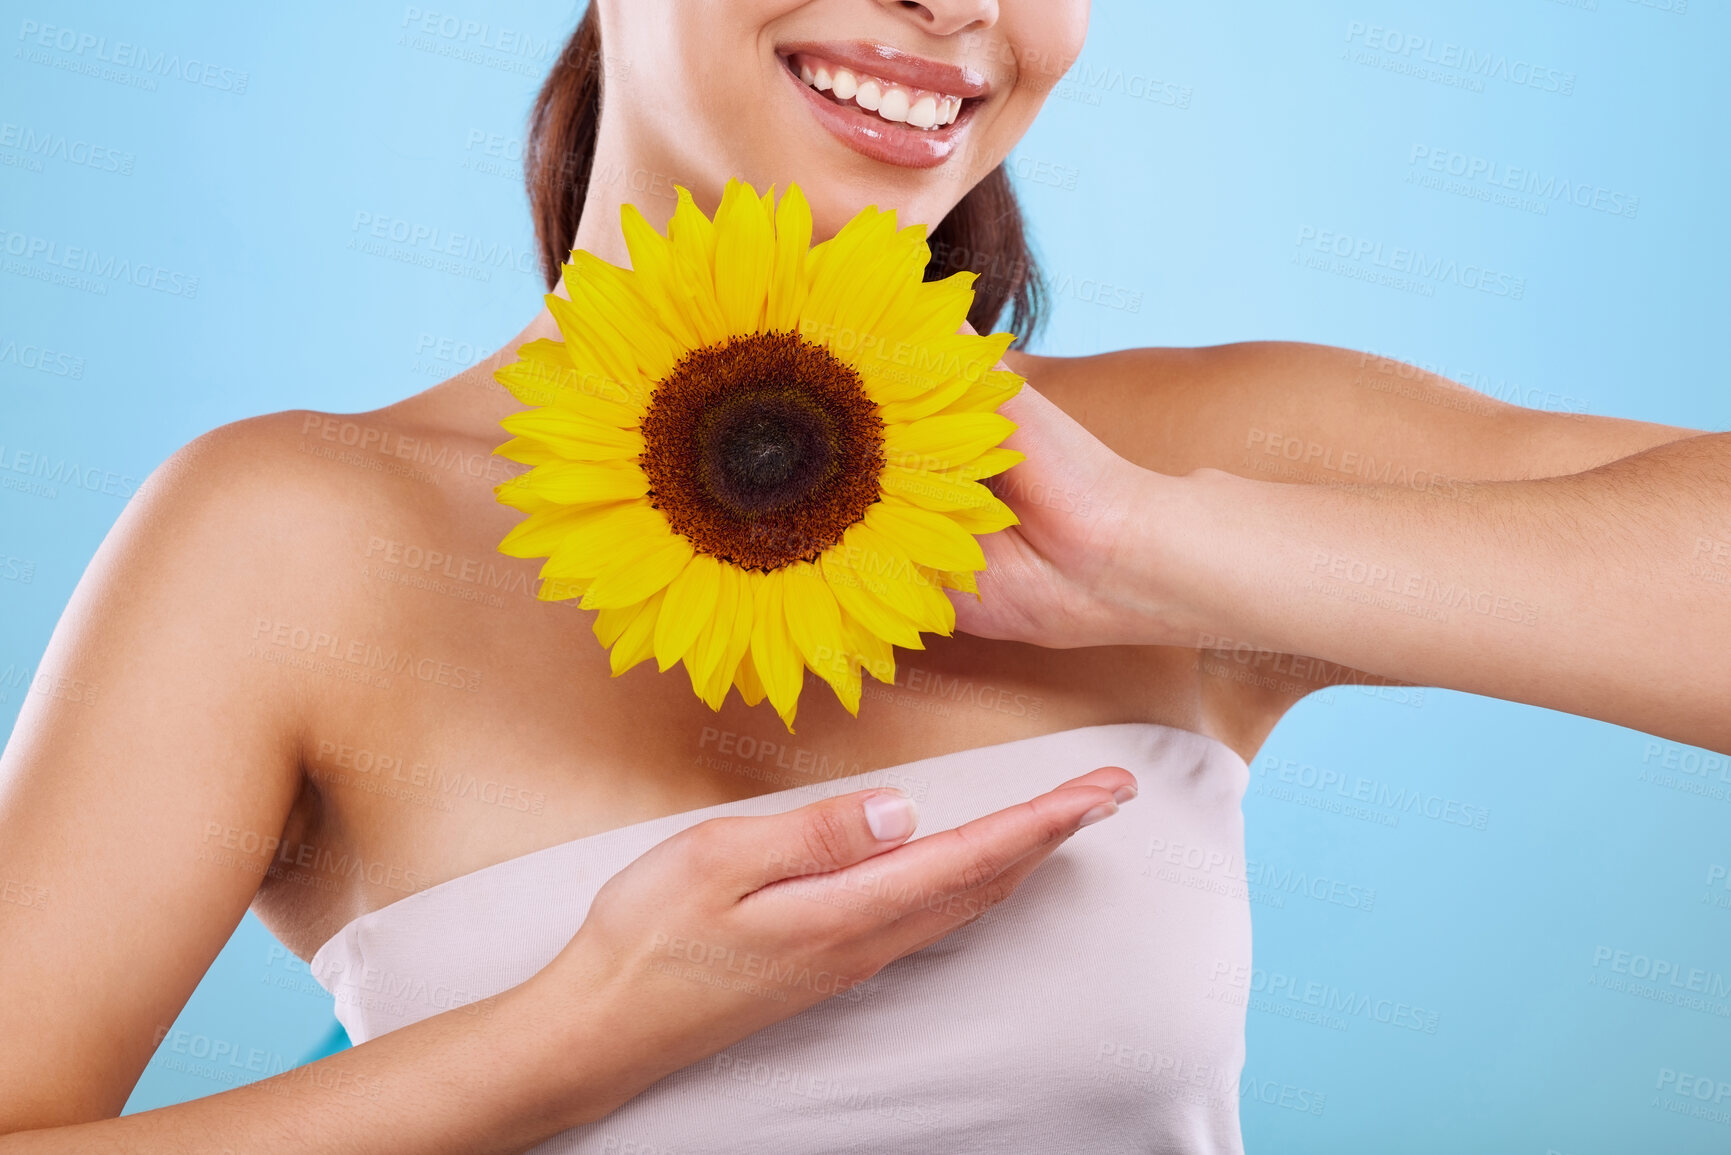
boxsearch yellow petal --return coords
[798,205,897,347]
[580,533,693,609]
[540,503,670,581]
[621,203,702,352]
[943,492,1021,535]
[765,185,813,332]
[826,220,930,343]
[878,375,975,425]
[781,561,859,715]
[921,563,978,596]
[563,250,684,387]
[838,606,897,686]
[494,478,557,515]
[884,412,1016,472]
[864,500,986,572]
[733,643,768,707]
[953,446,1026,481]
[546,294,654,411]
[936,368,1025,417]
[819,545,925,649]
[873,272,977,345]
[608,588,666,675]
[839,520,951,634]
[667,187,728,344]
[879,465,1001,514]
[712,568,758,708]
[686,561,740,705]
[493,437,564,466]
[500,407,646,459]
[856,332,1012,407]
[711,179,772,335]
[500,501,632,559]
[751,571,805,728]
[594,593,650,647]
[495,337,642,424]
[514,461,649,506]
[654,553,721,672]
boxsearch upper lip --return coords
[776,40,991,100]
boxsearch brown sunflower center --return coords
[640,332,884,571]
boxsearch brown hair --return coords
[526,5,1044,345]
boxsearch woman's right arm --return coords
[0,418,1135,1153]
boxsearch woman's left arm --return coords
[957,342,1730,753]
[1128,429,1731,753]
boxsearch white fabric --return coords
[310,722,1251,1153]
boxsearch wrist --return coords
[1102,464,1244,648]
[506,949,662,1133]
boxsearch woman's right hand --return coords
[538,765,1138,1111]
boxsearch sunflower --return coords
[492,179,1024,731]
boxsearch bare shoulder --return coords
[0,401,496,1124]
[123,398,525,703]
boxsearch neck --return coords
[487,129,695,388]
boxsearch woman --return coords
[1,1,1725,1152]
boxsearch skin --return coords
[0,0,1723,1149]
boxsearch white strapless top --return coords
[310,722,1251,1153]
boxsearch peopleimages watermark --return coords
[396,6,568,78]
[1354,347,1592,421]
[1636,740,1731,804]
[1208,961,1441,1034]
[0,225,200,299]
[1254,754,1492,831]
[0,442,138,500]
[1406,145,1638,220]
[348,210,537,283]
[1653,1068,1731,1128]
[1294,225,1526,301]
[0,121,134,177]
[15,19,250,94]
[1307,548,1540,627]
[248,618,482,693]
[1587,945,1731,1018]
[0,336,85,379]
[1342,21,1576,96]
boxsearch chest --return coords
[308,722,1253,1154]
[253,467,1212,956]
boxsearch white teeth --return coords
[795,57,965,132]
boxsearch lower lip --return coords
[780,61,969,170]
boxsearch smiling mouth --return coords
[782,51,979,133]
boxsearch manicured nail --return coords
[1078,802,1118,827]
[1112,785,1138,804]
[864,791,918,841]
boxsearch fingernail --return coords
[864,791,918,841]
[1077,802,1118,827]
[1112,785,1138,804]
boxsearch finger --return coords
[792,770,1134,923]
[692,787,921,895]
[883,834,1061,963]
[879,768,1136,959]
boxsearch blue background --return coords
[2,0,1726,1150]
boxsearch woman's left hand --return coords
[945,376,1182,650]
